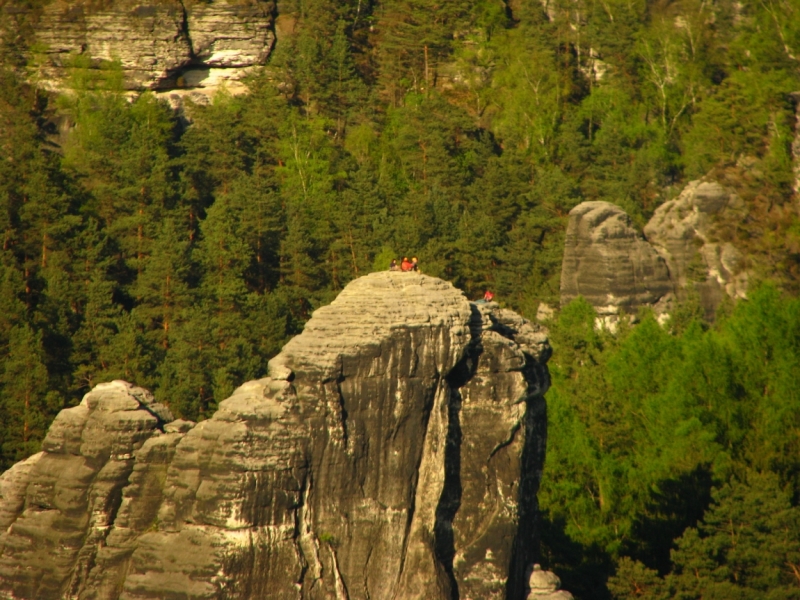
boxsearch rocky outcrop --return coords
[5,0,274,96]
[560,201,673,325]
[561,181,751,321]
[0,381,173,598]
[644,180,749,314]
[792,92,800,197]
[524,564,573,600]
[0,272,552,600]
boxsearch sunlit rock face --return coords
[0,272,552,600]
[6,0,274,96]
[644,180,750,315]
[560,201,673,327]
[562,181,751,324]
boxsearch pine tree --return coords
[0,324,58,468]
[610,472,800,600]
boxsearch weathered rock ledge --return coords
[0,272,552,600]
[2,0,275,97]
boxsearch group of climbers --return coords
[387,256,495,303]
[389,257,419,272]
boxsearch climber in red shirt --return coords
[401,257,413,271]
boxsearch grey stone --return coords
[0,272,551,600]
[560,201,673,321]
[0,381,170,599]
[525,564,574,599]
[163,419,195,434]
[0,453,43,531]
[644,180,749,315]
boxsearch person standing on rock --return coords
[484,290,495,302]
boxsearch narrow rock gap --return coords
[434,344,479,600]
[488,421,521,461]
[505,395,547,600]
[433,386,462,600]
[335,376,349,449]
[392,372,441,596]
[176,0,194,58]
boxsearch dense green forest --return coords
[544,289,800,598]
[2,0,800,596]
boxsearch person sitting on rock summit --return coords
[484,290,495,302]
[389,259,399,271]
[401,257,413,271]
[411,257,419,271]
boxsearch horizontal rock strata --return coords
[560,201,673,323]
[0,272,552,600]
[4,0,274,93]
[561,181,751,321]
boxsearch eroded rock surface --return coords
[5,0,274,95]
[792,91,800,197]
[524,564,573,600]
[561,181,751,321]
[0,381,173,598]
[560,201,673,325]
[644,180,749,314]
[0,272,551,600]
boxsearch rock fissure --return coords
[433,386,463,600]
[176,0,193,58]
[489,421,522,461]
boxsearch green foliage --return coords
[0,324,58,464]
[543,287,800,597]
[610,472,800,600]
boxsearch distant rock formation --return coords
[0,272,552,600]
[792,92,800,197]
[3,0,274,98]
[560,200,673,327]
[561,180,750,321]
[525,564,573,600]
[645,180,749,314]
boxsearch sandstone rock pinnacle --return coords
[644,180,749,315]
[0,272,552,600]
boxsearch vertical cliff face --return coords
[7,0,275,95]
[0,272,551,600]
